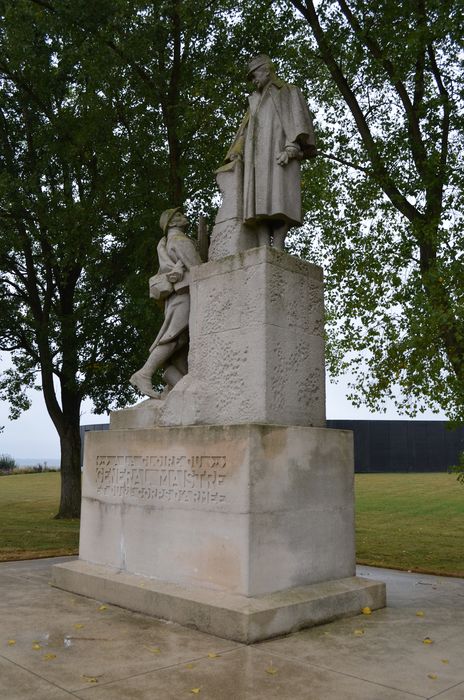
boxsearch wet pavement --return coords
[1,557,463,699]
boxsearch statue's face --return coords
[169,212,189,229]
[250,64,271,91]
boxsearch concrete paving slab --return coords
[358,566,464,609]
[259,612,463,697]
[0,557,463,700]
[0,656,76,699]
[0,572,240,692]
[433,683,464,699]
[73,646,422,700]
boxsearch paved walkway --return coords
[0,557,463,699]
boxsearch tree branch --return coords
[427,43,450,175]
[319,150,373,175]
[0,59,54,122]
[292,0,423,224]
[336,0,429,181]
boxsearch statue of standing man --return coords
[224,54,316,249]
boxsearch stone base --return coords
[112,247,326,430]
[52,560,386,644]
[76,423,356,596]
[56,422,387,642]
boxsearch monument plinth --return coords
[111,247,325,430]
[52,53,385,642]
[53,247,385,642]
[73,424,355,595]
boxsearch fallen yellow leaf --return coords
[207,652,220,658]
[82,675,99,683]
[143,646,161,654]
[73,624,84,630]
[354,629,365,637]
[423,637,433,645]
[43,653,56,661]
[441,659,449,664]
[98,605,108,612]
[428,673,438,680]
[362,607,372,615]
[7,640,16,646]
[416,611,425,617]
[190,689,201,695]
[32,644,42,651]
[265,666,278,675]
[185,663,195,669]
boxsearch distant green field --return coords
[0,472,463,576]
[0,472,79,561]
[356,473,464,576]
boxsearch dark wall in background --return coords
[80,424,109,467]
[80,421,464,473]
[327,420,464,473]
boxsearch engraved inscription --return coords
[95,455,228,505]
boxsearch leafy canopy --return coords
[288,0,464,420]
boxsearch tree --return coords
[287,0,464,420]
[0,0,307,517]
[0,0,165,516]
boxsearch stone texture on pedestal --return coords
[208,161,257,260]
[75,424,354,597]
[164,247,325,427]
[111,247,326,431]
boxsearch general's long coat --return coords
[226,79,316,227]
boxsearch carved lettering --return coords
[95,454,228,506]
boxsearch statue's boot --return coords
[129,370,162,399]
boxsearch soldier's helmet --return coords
[159,207,182,234]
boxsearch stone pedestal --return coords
[52,423,385,642]
[111,247,326,430]
[52,248,386,642]
[208,161,257,259]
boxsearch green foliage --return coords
[0,0,309,515]
[449,452,464,485]
[0,0,162,423]
[0,0,309,424]
[0,453,16,471]
[2,0,462,517]
[288,0,464,421]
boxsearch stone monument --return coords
[52,54,385,643]
[129,207,202,398]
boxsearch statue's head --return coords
[246,54,275,91]
[159,207,188,234]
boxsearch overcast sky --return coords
[0,351,447,460]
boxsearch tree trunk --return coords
[55,419,82,519]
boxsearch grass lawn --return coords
[0,472,462,576]
[356,473,464,577]
[0,472,79,561]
